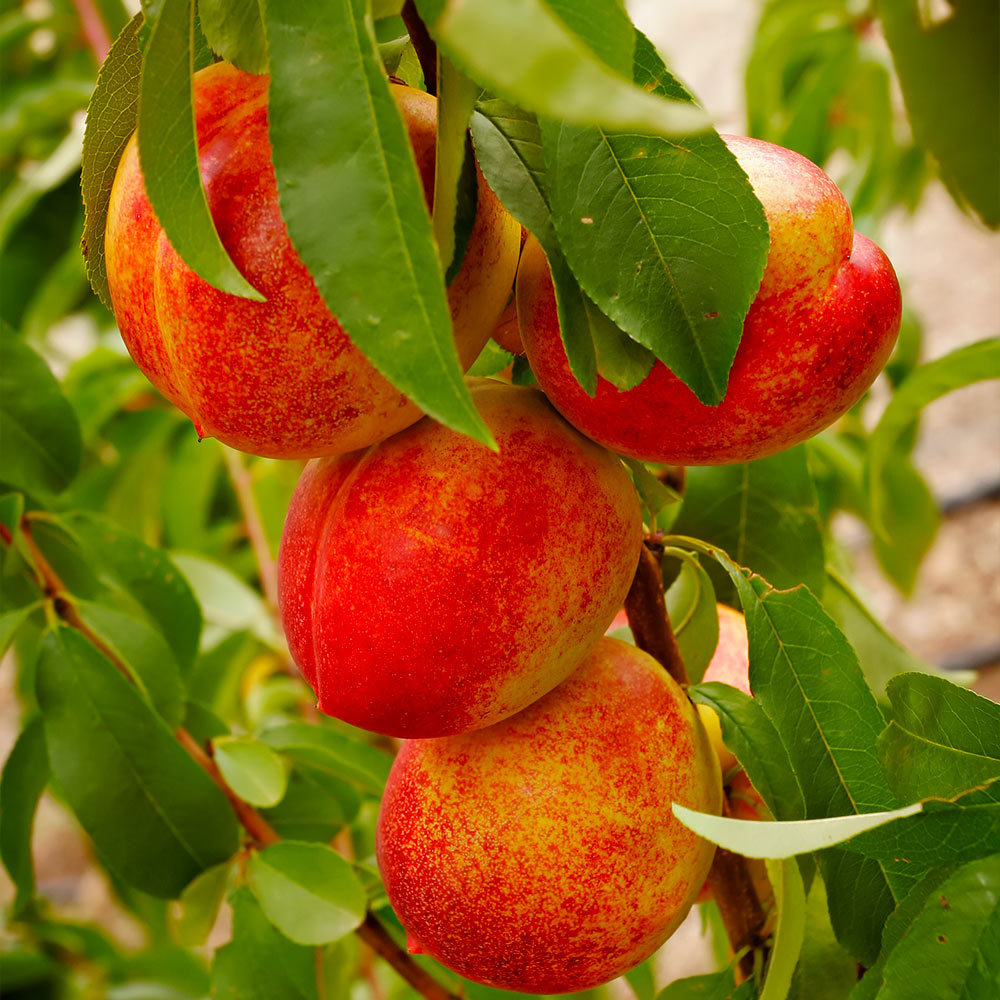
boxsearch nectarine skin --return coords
[376,637,722,993]
[278,380,643,738]
[106,63,520,459]
[517,135,902,465]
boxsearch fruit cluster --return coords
[105,63,901,991]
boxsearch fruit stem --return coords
[624,539,689,686]
[401,1,438,95]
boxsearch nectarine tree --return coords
[1,2,998,999]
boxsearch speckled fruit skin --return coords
[105,62,520,459]
[517,135,902,465]
[277,379,643,738]
[376,636,723,993]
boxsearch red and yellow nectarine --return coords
[517,135,902,465]
[106,63,520,459]
[376,636,722,992]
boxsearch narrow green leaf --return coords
[673,802,921,859]
[468,340,513,377]
[213,888,318,1000]
[541,34,769,404]
[622,458,680,529]
[199,0,268,73]
[36,627,238,898]
[418,0,707,136]
[663,555,718,682]
[0,717,49,914]
[0,493,23,540]
[761,858,807,1000]
[866,339,1000,538]
[0,604,42,659]
[169,860,232,946]
[433,56,478,275]
[658,968,749,1000]
[81,13,142,309]
[880,0,999,227]
[689,683,805,822]
[260,766,354,843]
[544,0,635,77]
[876,855,1000,999]
[248,841,366,945]
[139,0,264,300]
[213,736,288,808]
[263,0,492,447]
[789,877,858,1000]
[672,447,825,599]
[587,297,655,391]
[0,338,82,497]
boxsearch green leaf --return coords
[871,448,938,595]
[169,860,232,946]
[823,568,940,697]
[0,604,42,659]
[878,673,1000,804]
[672,447,825,600]
[248,841,366,945]
[258,722,392,793]
[170,551,283,651]
[74,601,187,727]
[62,349,151,446]
[263,0,492,448]
[841,793,1000,870]
[544,0,635,77]
[673,802,921,859]
[658,968,750,1000]
[689,683,805,822]
[56,512,202,671]
[470,97,553,245]
[880,0,999,227]
[35,626,238,897]
[866,340,1000,539]
[468,340,513,377]
[876,855,1000,999]
[0,716,49,915]
[789,877,858,1000]
[80,13,142,309]
[259,766,355,843]
[199,0,268,73]
[587,297,655,391]
[161,430,224,550]
[663,554,718,683]
[139,0,263,300]
[541,33,769,404]
[761,858,807,1000]
[0,492,23,540]
[212,736,288,808]
[622,458,681,529]
[0,338,82,497]
[213,888,318,1000]
[418,0,707,136]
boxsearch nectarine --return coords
[376,636,722,992]
[106,63,520,459]
[517,135,902,465]
[277,380,643,737]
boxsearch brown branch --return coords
[221,447,280,614]
[14,513,457,1000]
[356,914,460,1000]
[401,0,437,95]
[624,536,768,981]
[68,0,111,64]
[624,540,688,686]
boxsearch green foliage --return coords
[2,1,997,997]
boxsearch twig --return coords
[624,535,768,982]
[221,447,280,613]
[68,0,111,64]
[401,0,437,95]
[13,513,457,1000]
[624,540,688,686]
[356,914,460,1000]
